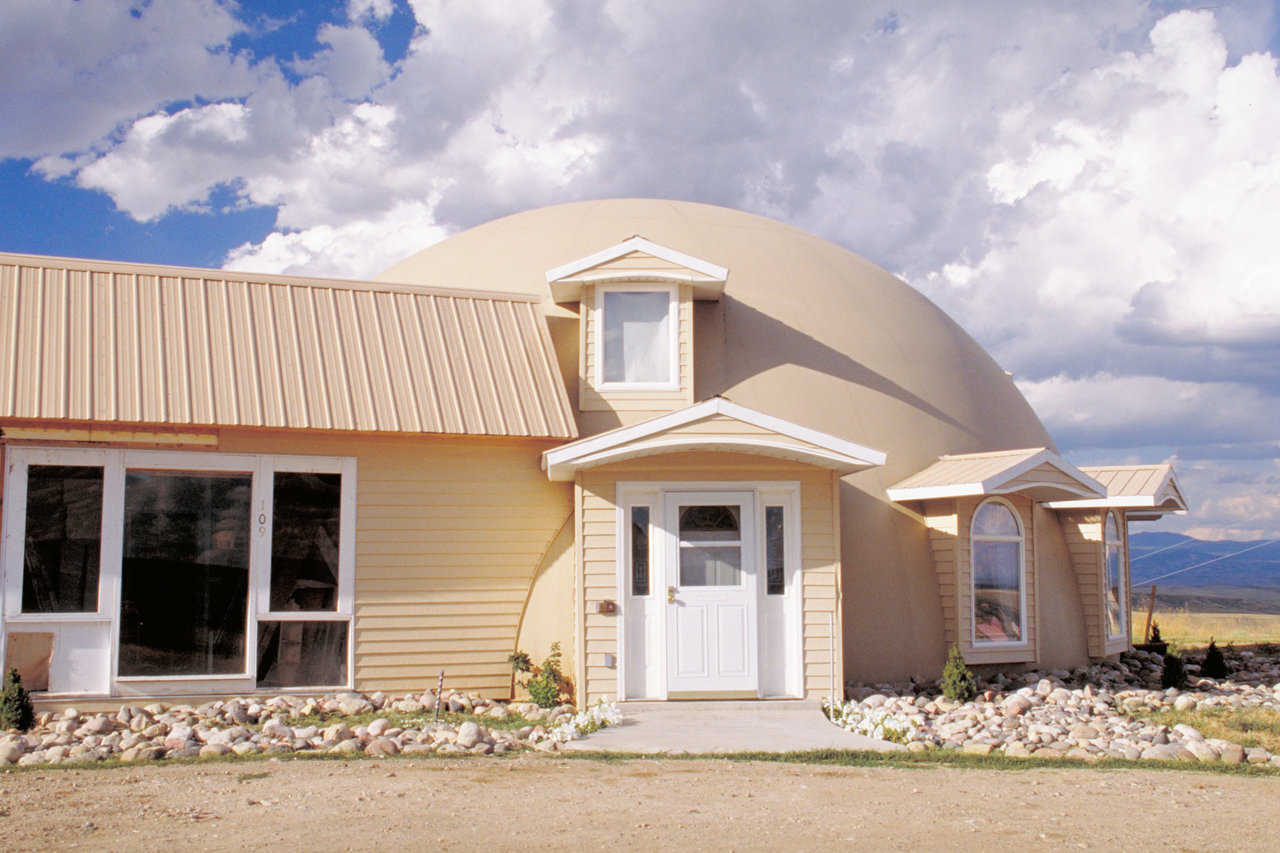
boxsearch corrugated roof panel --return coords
[0,252,576,439]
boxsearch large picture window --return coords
[971,499,1024,645]
[3,448,355,690]
[598,286,677,388]
[1105,512,1125,639]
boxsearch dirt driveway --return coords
[1,755,1274,851]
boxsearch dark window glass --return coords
[631,506,649,596]
[21,465,103,613]
[257,620,348,687]
[118,471,251,676]
[766,505,785,595]
[270,473,342,611]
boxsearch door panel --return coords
[664,491,758,696]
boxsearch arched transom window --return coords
[971,499,1025,645]
[1104,512,1125,639]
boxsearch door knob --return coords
[667,585,676,603]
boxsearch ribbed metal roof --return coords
[888,448,1046,492]
[1080,464,1171,498]
[0,252,576,438]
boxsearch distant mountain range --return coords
[1129,532,1280,613]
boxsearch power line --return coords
[1133,538,1280,586]
[1130,537,1193,563]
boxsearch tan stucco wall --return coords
[513,515,576,698]
[1034,506,1091,669]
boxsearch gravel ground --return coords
[2,755,1277,851]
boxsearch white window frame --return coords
[1,446,356,690]
[1104,511,1126,640]
[593,283,680,392]
[970,496,1028,648]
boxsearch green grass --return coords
[270,708,537,733]
[1141,707,1280,754]
[8,744,1278,778]
[1134,610,1280,648]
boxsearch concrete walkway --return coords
[561,700,904,754]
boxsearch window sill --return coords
[115,673,252,682]
[595,383,682,393]
[4,613,112,624]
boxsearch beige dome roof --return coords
[378,198,1052,486]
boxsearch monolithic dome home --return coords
[0,199,1187,705]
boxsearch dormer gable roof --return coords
[545,236,728,303]
[1044,463,1189,519]
[887,447,1106,503]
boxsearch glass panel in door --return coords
[118,471,252,676]
[678,505,743,586]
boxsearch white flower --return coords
[547,699,623,743]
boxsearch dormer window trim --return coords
[593,282,681,392]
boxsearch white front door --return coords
[663,491,758,697]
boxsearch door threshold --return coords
[665,690,759,700]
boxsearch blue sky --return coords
[2,0,1280,539]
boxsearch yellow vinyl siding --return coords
[212,430,572,697]
[924,508,959,647]
[575,452,839,703]
[1059,511,1107,657]
[579,283,694,413]
[1004,463,1088,492]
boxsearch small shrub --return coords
[507,651,533,673]
[1161,652,1187,689]
[523,642,567,709]
[0,668,34,731]
[940,644,977,703]
[1202,639,1229,679]
[1149,622,1163,644]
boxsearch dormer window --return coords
[598,285,678,389]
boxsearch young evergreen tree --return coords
[1161,653,1187,689]
[0,668,34,731]
[1202,640,1229,679]
[941,644,978,702]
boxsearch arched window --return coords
[1104,512,1125,639]
[971,499,1024,644]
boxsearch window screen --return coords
[270,472,342,611]
[118,471,251,676]
[257,620,348,687]
[21,465,103,613]
[602,290,672,384]
[972,501,1023,644]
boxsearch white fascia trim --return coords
[886,482,992,501]
[888,448,1105,503]
[548,436,873,480]
[542,398,887,478]
[545,236,729,283]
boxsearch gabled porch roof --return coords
[887,447,1106,503]
[1044,463,1189,519]
[541,398,886,481]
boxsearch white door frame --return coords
[615,480,803,700]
